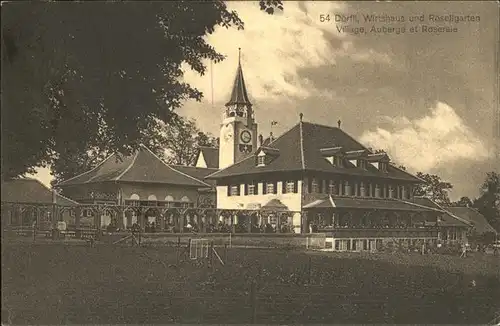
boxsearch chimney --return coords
[337,119,341,128]
[258,134,264,146]
[299,113,303,122]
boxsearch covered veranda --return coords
[302,196,442,252]
[2,201,299,236]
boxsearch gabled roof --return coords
[171,165,218,187]
[207,121,421,182]
[56,145,210,188]
[446,207,497,234]
[196,146,219,169]
[261,198,289,211]
[226,58,252,107]
[1,178,79,206]
[410,197,472,227]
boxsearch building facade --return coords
[57,145,213,231]
[1,178,79,230]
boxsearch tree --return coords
[473,172,500,232]
[451,196,474,207]
[50,118,169,187]
[1,1,283,180]
[162,116,217,166]
[413,172,453,205]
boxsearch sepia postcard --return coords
[1,1,499,325]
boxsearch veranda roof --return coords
[303,196,440,212]
[1,178,79,206]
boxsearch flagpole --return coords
[210,59,214,110]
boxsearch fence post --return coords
[210,241,215,272]
[176,243,179,265]
[250,279,257,323]
[308,256,312,284]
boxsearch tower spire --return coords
[225,48,252,108]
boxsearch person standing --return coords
[460,244,467,258]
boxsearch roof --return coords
[410,197,472,227]
[171,165,218,187]
[56,145,210,188]
[303,195,439,212]
[446,207,497,234]
[261,198,289,211]
[208,121,422,182]
[197,147,219,169]
[1,178,79,206]
[226,59,252,107]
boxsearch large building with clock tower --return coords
[218,49,258,169]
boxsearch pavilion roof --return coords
[56,145,210,188]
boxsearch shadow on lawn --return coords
[1,243,499,324]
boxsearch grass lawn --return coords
[2,240,500,324]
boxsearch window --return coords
[311,178,318,193]
[229,185,240,196]
[248,183,256,195]
[328,180,337,195]
[257,156,265,166]
[335,156,343,167]
[266,182,275,194]
[344,181,350,195]
[380,162,388,172]
[358,159,366,169]
[286,180,295,193]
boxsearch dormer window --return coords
[328,180,337,195]
[257,155,265,166]
[379,162,388,172]
[358,159,367,169]
[311,178,319,193]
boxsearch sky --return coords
[32,1,499,201]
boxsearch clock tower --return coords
[219,49,258,169]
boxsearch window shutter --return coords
[319,179,324,193]
[273,181,278,194]
[294,180,298,193]
[263,182,267,195]
[308,178,313,193]
[244,183,249,195]
[282,181,286,194]
[227,185,231,197]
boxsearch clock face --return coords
[240,130,252,144]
